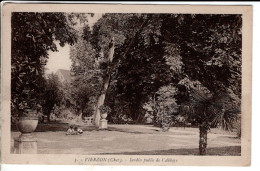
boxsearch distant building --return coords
[56,69,71,83]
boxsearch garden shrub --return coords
[143,85,178,131]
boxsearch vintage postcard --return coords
[1,3,252,166]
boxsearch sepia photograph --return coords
[1,4,252,166]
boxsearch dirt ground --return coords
[11,123,241,155]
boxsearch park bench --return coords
[83,116,94,125]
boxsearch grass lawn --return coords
[11,123,241,155]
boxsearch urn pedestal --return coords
[99,113,108,129]
[99,119,108,129]
[14,117,38,154]
[14,134,37,154]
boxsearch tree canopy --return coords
[11,12,81,115]
[68,13,241,124]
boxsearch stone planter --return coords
[14,116,38,154]
[17,116,38,134]
[99,113,108,129]
[101,112,108,120]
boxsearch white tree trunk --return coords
[79,112,82,119]
[94,38,115,127]
[94,76,110,126]
[93,20,148,127]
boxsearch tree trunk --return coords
[48,114,51,122]
[94,39,115,127]
[79,109,83,119]
[46,109,51,122]
[199,125,208,155]
[94,76,111,126]
[93,19,149,127]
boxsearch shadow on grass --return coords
[100,146,241,156]
[11,123,98,132]
[12,123,195,135]
[106,127,147,134]
[12,123,156,134]
[106,126,195,135]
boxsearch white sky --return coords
[45,43,71,74]
[45,13,102,74]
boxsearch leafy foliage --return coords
[11,12,78,116]
[81,14,242,127]
[88,14,175,122]
[99,105,111,114]
[161,14,242,97]
[42,73,64,120]
[70,37,103,117]
[143,85,178,131]
[177,87,241,131]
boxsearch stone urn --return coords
[101,112,108,120]
[98,105,110,129]
[14,116,38,154]
[17,116,38,134]
[16,109,39,138]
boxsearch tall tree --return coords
[93,38,115,126]
[70,37,103,118]
[161,14,242,155]
[89,14,177,123]
[42,73,63,121]
[161,14,242,96]
[88,14,153,125]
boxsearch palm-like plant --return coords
[180,88,241,155]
